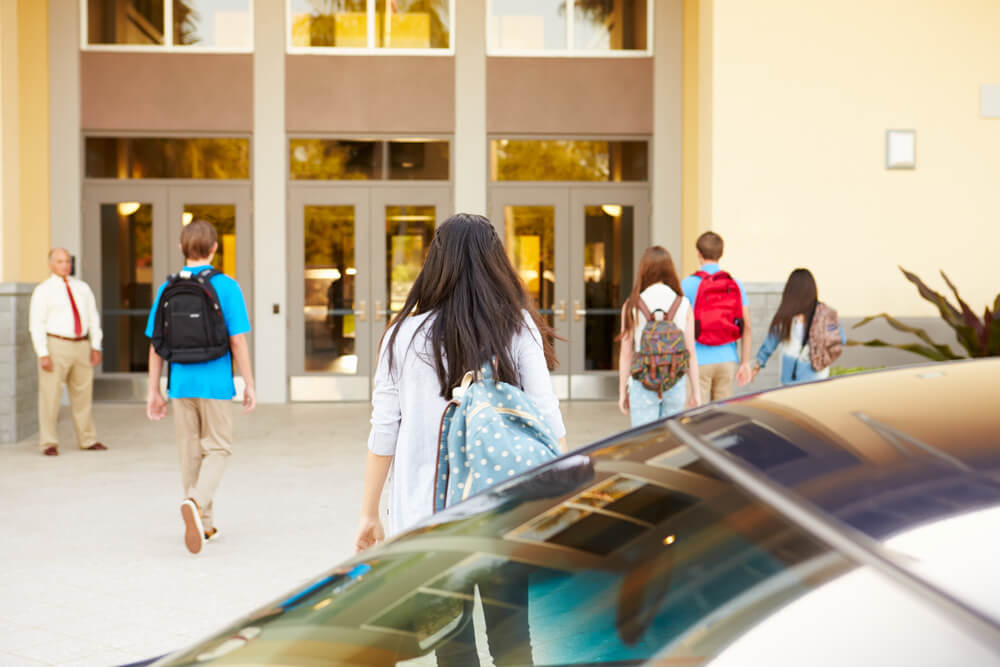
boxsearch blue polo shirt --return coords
[681,263,749,366]
[145,266,251,399]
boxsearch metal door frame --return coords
[287,185,452,402]
[287,187,372,401]
[489,183,650,400]
[82,183,168,399]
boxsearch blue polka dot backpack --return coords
[433,363,561,512]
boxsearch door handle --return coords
[374,300,385,321]
[356,300,367,322]
[574,300,587,321]
[553,300,567,321]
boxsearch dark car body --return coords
[150,360,1000,666]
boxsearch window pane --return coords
[583,204,634,371]
[574,0,648,51]
[304,206,357,374]
[100,203,154,372]
[88,0,165,45]
[491,140,648,181]
[489,0,566,51]
[388,141,449,180]
[290,0,368,48]
[289,139,382,180]
[173,0,252,48]
[375,0,450,49]
[85,137,250,179]
[183,205,236,277]
[504,206,555,331]
[385,206,435,316]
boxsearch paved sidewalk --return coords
[0,401,625,666]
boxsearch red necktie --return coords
[63,278,83,338]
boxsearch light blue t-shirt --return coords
[145,265,251,400]
[681,263,749,366]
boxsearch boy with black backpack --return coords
[681,232,753,402]
[144,220,256,554]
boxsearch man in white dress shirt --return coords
[28,248,107,456]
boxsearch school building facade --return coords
[1,0,998,439]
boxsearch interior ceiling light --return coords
[601,204,623,217]
[117,202,141,216]
[182,212,194,226]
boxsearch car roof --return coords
[672,358,1000,624]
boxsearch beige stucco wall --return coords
[707,0,1000,317]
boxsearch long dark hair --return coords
[619,246,683,339]
[769,268,818,341]
[384,213,558,399]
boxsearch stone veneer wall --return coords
[0,284,38,444]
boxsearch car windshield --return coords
[153,422,876,666]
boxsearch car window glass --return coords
[157,426,914,666]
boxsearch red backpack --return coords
[692,270,744,345]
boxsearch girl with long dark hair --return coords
[356,213,567,549]
[618,246,702,426]
[753,268,845,385]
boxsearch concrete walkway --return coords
[0,401,625,666]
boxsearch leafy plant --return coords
[849,267,1000,360]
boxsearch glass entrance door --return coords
[83,184,252,400]
[492,187,648,400]
[288,186,450,401]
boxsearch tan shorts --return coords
[699,362,736,402]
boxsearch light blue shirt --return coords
[145,266,251,400]
[681,263,749,366]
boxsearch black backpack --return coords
[151,268,230,363]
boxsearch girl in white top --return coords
[356,214,567,549]
[618,246,702,427]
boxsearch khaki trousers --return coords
[173,398,233,531]
[38,337,97,450]
[699,362,736,403]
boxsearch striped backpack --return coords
[630,296,690,397]
[434,363,561,513]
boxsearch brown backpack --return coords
[807,302,842,371]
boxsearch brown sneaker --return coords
[180,499,205,554]
[84,442,107,451]
[42,445,58,456]
[204,527,219,543]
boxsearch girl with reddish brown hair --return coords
[618,246,702,426]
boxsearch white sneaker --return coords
[181,499,204,554]
[204,527,219,544]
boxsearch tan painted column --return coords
[453,0,487,215]
[0,0,19,282]
[253,0,287,403]
[17,0,50,282]
[652,0,684,256]
[49,0,80,266]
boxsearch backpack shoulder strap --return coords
[636,297,653,322]
[666,295,684,321]
[694,270,709,279]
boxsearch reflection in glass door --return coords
[383,205,435,320]
[289,187,450,401]
[304,205,357,374]
[98,202,155,373]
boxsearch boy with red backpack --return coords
[680,232,753,402]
